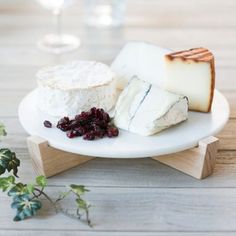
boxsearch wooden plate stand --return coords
[27,136,219,179]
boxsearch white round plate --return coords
[19,89,229,158]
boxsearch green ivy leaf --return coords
[0,176,15,192]
[26,184,35,194]
[70,185,89,195]
[36,175,47,188]
[0,149,20,177]
[0,166,5,175]
[0,122,7,137]
[8,183,27,197]
[11,194,42,221]
[76,198,89,211]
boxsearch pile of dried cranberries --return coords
[44,107,119,140]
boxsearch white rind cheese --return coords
[37,61,117,117]
[114,77,188,136]
[111,41,170,89]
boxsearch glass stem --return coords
[53,8,62,37]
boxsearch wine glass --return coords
[84,0,126,28]
[36,0,80,54]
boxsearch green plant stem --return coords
[34,187,91,226]
[54,190,72,203]
[32,186,44,198]
[58,207,81,220]
[75,194,91,227]
[34,188,56,208]
[85,209,91,227]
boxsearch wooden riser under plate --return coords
[27,136,219,179]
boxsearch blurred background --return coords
[0,0,235,59]
[0,0,235,114]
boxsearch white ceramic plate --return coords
[19,89,229,158]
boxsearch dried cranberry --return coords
[57,117,71,131]
[92,124,102,132]
[66,130,73,138]
[107,126,119,138]
[103,112,110,123]
[57,123,69,132]
[73,126,86,136]
[75,114,80,120]
[80,119,90,126]
[90,107,97,116]
[92,119,107,129]
[56,108,119,141]
[90,125,104,137]
[94,109,103,120]
[58,117,70,124]
[66,130,80,139]
[83,132,95,140]
[44,120,52,128]
[76,111,91,120]
[100,120,109,129]
[68,119,80,129]
[75,114,91,126]
[95,129,106,138]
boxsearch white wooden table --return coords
[0,0,236,235]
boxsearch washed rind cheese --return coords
[165,48,215,112]
[114,77,188,136]
[111,41,170,90]
[37,61,117,117]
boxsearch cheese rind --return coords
[111,41,170,89]
[165,48,215,112]
[114,77,188,136]
[37,61,117,117]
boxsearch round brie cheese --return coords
[37,61,117,117]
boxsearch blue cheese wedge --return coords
[111,41,170,90]
[114,77,188,136]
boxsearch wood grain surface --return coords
[0,0,235,235]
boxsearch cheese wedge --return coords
[165,48,215,112]
[114,77,188,136]
[111,41,170,89]
[37,61,117,117]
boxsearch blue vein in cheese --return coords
[128,84,152,131]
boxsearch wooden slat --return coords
[1,187,236,231]
[223,92,236,118]
[217,119,236,150]
[216,68,236,91]
[152,137,219,179]
[0,90,26,117]
[27,135,95,177]
[0,147,234,188]
[0,66,38,90]
[0,231,234,236]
